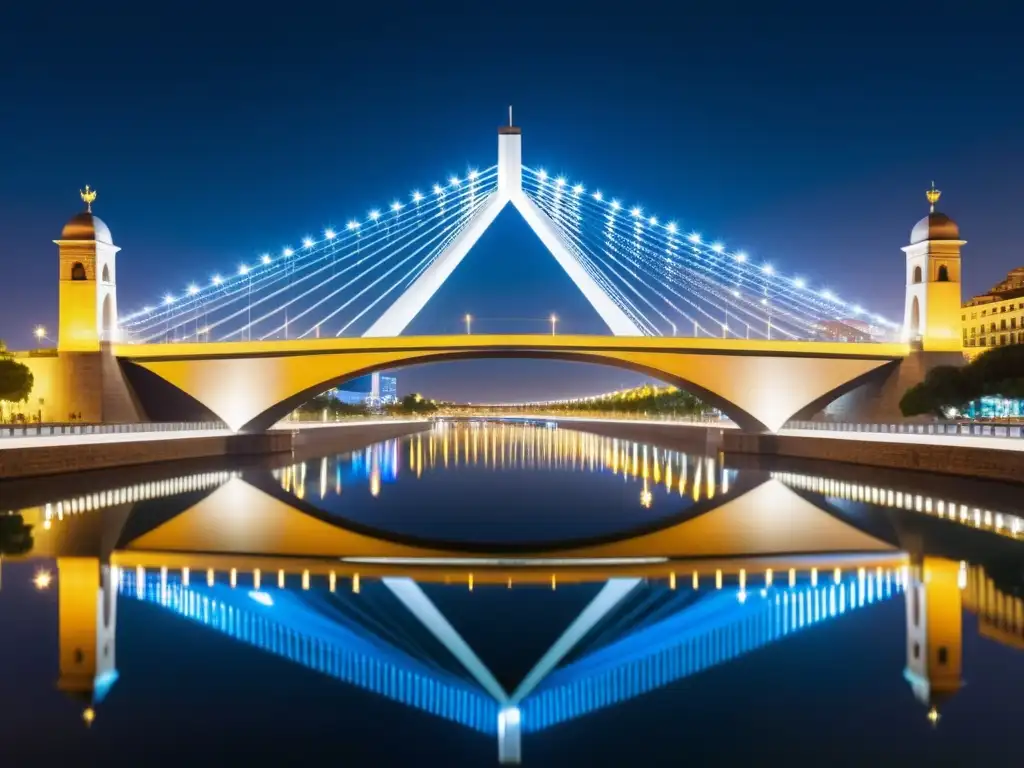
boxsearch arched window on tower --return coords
[70,262,87,281]
[913,266,923,284]
[101,264,111,283]
[938,265,950,282]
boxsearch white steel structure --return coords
[362,122,644,337]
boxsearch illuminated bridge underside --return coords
[116,476,898,570]
[115,335,907,433]
[120,565,904,740]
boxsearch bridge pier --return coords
[814,347,965,423]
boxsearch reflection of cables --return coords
[121,166,497,341]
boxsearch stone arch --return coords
[910,297,921,338]
[127,341,902,435]
[913,265,922,284]
[101,263,111,283]
[240,351,770,433]
[937,264,949,282]
[71,262,87,281]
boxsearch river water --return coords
[1,420,1022,766]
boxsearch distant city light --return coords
[324,228,336,240]
[302,237,314,248]
[593,190,603,201]
[187,284,199,295]
[261,254,271,265]
[688,233,701,244]
[711,242,725,254]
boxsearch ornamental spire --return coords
[80,185,97,213]
[926,180,941,213]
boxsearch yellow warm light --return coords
[82,708,96,727]
[33,569,53,590]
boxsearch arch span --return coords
[116,336,906,434]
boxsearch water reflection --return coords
[2,421,1024,765]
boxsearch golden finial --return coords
[80,185,97,213]
[925,180,941,213]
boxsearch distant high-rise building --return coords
[379,375,398,404]
[330,372,398,406]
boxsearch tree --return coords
[387,393,438,415]
[0,344,34,412]
[900,345,1024,417]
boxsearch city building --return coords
[961,267,1024,355]
[331,372,398,406]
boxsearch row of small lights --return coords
[135,169,495,316]
[772,470,1024,537]
[529,168,895,328]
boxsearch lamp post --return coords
[465,314,472,335]
[33,326,49,345]
[550,314,558,336]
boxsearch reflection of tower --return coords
[57,557,119,725]
[903,557,963,723]
[55,187,121,351]
[901,183,964,351]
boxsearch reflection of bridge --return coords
[45,551,1015,764]
[17,121,966,429]
[11,428,1023,762]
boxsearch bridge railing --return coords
[0,421,226,439]
[784,420,1024,440]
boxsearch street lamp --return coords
[550,314,558,336]
[34,326,47,344]
[464,314,472,335]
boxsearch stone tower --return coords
[902,184,964,352]
[54,186,120,352]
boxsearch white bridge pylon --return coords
[362,125,644,337]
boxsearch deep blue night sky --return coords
[2,2,1023,400]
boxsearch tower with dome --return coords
[902,183,965,351]
[54,186,121,351]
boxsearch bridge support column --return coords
[814,347,965,424]
[498,707,522,764]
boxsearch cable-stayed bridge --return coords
[29,119,969,428]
